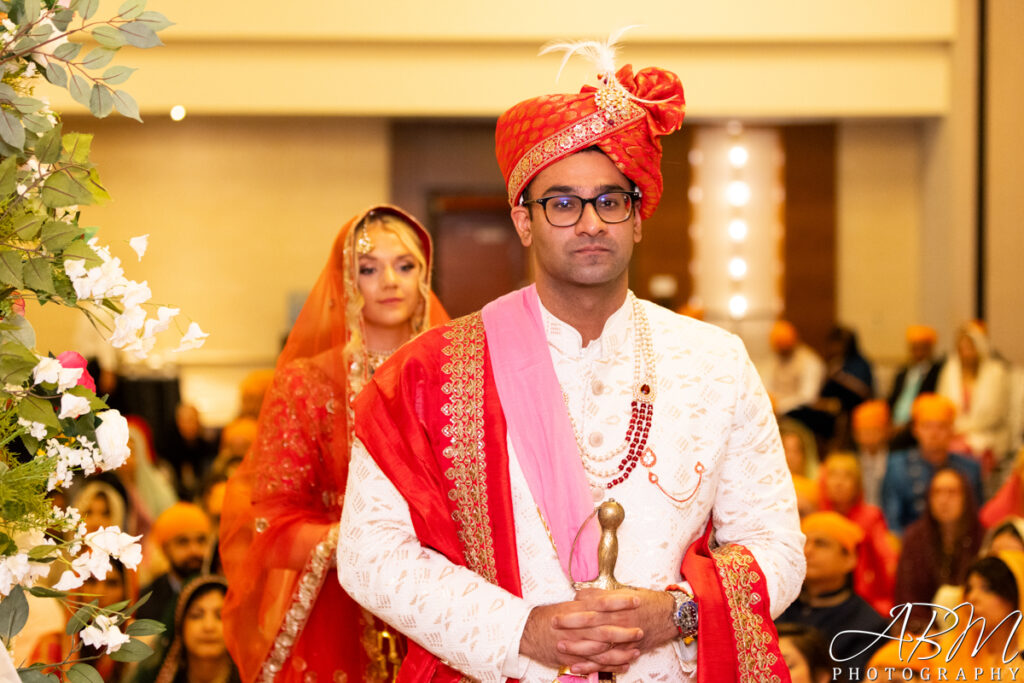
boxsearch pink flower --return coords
[56,351,96,393]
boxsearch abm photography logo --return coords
[830,602,1024,681]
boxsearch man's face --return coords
[909,340,933,364]
[164,530,210,578]
[803,530,856,583]
[510,150,641,292]
[912,417,953,459]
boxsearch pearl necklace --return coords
[562,293,656,490]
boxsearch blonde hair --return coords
[342,212,431,370]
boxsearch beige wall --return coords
[29,116,390,423]
[987,0,1024,363]
[836,122,924,369]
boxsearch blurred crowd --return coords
[765,319,1024,681]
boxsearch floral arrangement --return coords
[0,0,195,681]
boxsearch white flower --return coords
[64,259,88,280]
[18,418,48,440]
[87,527,142,570]
[109,306,146,348]
[56,366,84,392]
[80,615,130,655]
[53,569,86,591]
[145,306,179,336]
[1,18,16,32]
[175,322,208,352]
[0,553,50,597]
[129,235,148,261]
[123,335,156,361]
[120,280,151,308]
[71,548,111,582]
[93,410,130,470]
[32,356,62,385]
[58,393,92,420]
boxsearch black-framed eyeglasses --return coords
[522,191,641,227]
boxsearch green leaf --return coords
[43,63,67,88]
[136,10,172,32]
[12,214,45,241]
[91,25,125,49]
[0,349,35,384]
[0,109,25,150]
[111,90,140,122]
[0,155,18,197]
[20,0,40,23]
[62,132,93,164]
[101,66,135,86]
[62,239,102,267]
[0,585,29,640]
[23,257,55,295]
[89,84,114,118]
[125,618,164,637]
[34,122,62,164]
[11,96,43,115]
[66,664,104,683]
[0,83,16,101]
[0,250,25,289]
[54,42,82,61]
[0,314,36,350]
[41,220,82,252]
[77,0,100,19]
[109,637,153,663]
[122,591,151,619]
[118,21,161,48]
[20,113,52,135]
[52,8,74,32]
[27,544,55,561]
[117,0,145,20]
[18,669,60,683]
[41,167,93,208]
[27,586,67,599]
[65,600,96,635]
[0,532,15,555]
[69,75,91,108]
[86,168,109,203]
[81,46,116,70]
[19,394,60,430]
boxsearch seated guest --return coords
[851,400,892,507]
[881,394,983,534]
[980,446,1024,528]
[888,325,944,446]
[160,403,216,499]
[209,418,257,481]
[765,320,826,417]
[776,623,835,683]
[820,325,875,447]
[818,452,898,616]
[72,480,127,533]
[778,512,888,673]
[917,552,1024,679]
[153,575,240,683]
[136,503,213,650]
[937,321,1011,467]
[981,516,1024,555]
[893,468,981,615]
[781,417,820,489]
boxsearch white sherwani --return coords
[338,296,805,682]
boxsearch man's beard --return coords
[172,555,204,578]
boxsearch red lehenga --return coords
[219,205,448,683]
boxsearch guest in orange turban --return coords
[851,400,891,507]
[888,324,943,441]
[765,320,825,416]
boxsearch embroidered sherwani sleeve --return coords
[338,439,534,683]
[711,338,805,618]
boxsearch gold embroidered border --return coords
[711,545,781,683]
[258,525,339,683]
[440,313,499,584]
[506,102,645,206]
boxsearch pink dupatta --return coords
[481,285,599,583]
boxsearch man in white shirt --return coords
[338,38,804,683]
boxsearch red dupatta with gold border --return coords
[355,298,790,683]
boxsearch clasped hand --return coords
[519,587,676,676]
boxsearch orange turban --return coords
[205,481,227,517]
[905,324,937,344]
[852,400,890,431]
[240,369,274,399]
[496,54,685,220]
[152,502,211,548]
[801,511,864,553]
[221,417,258,451]
[911,393,956,424]
[770,320,798,352]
